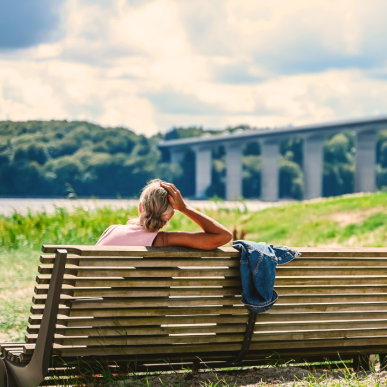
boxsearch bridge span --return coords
[158,115,387,201]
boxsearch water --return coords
[0,198,292,216]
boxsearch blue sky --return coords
[1,0,387,135]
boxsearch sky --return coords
[1,0,387,136]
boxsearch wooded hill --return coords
[0,120,386,199]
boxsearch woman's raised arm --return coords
[153,182,232,250]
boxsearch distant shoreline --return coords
[0,198,291,216]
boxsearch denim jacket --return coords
[233,240,301,313]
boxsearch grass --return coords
[1,192,387,384]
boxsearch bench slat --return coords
[41,245,241,257]
[30,302,387,318]
[40,255,240,267]
[22,334,387,356]
[29,333,246,346]
[29,324,249,337]
[28,311,387,327]
[36,275,387,287]
[36,276,242,287]
[33,284,387,297]
[38,265,387,277]
[62,294,387,309]
[27,319,387,337]
[34,285,243,297]
[25,326,387,346]
[285,258,387,267]
[29,314,250,326]
[41,245,387,257]
[32,293,387,306]
[38,266,241,277]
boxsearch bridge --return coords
[158,115,387,201]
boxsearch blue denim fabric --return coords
[232,240,301,313]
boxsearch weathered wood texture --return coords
[5,245,387,371]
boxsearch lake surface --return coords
[0,198,292,216]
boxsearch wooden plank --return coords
[33,326,387,347]
[36,274,387,287]
[0,342,24,351]
[29,310,387,327]
[31,305,69,315]
[34,276,387,288]
[276,267,387,276]
[30,301,387,318]
[34,285,243,297]
[36,276,242,287]
[275,285,387,295]
[27,319,387,337]
[275,294,387,304]
[29,314,250,327]
[28,333,246,346]
[31,305,248,317]
[40,255,240,267]
[29,324,249,338]
[254,319,387,332]
[41,245,241,258]
[2,346,23,358]
[294,248,387,257]
[26,327,387,346]
[38,266,241,277]
[249,336,387,351]
[257,311,387,323]
[275,277,387,286]
[33,284,387,297]
[32,294,76,305]
[39,265,387,277]
[285,258,387,267]
[251,328,387,342]
[66,297,243,309]
[23,342,244,356]
[63,294,387,309]
[23,334,387,357]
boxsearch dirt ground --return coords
[115,367,387,387]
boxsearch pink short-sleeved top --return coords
[96,224,158,246]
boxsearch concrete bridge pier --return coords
[225,142,243,200]
[170,149,185,164]
[261,139,280,201]
[355,129,377,193]
[193,146,212,198]
[303,135,324,199]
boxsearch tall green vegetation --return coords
[1,120,387,199]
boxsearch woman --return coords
[96,179,232,250]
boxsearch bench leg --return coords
[377,353,387,371]
[0,358,7,387]
[0,249,67,387]
[353,354,371,372]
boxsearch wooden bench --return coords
[1,245,387,386]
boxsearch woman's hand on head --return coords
[160,182,187,212]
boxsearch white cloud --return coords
[0,0,387,135]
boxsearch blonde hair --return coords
[129,179,174,232]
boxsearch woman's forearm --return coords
[181,205,230,235]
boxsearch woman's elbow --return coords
[223,229,233,245]
[210,230,232,249]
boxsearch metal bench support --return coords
[230,311,257,365]
[0,249,67,387]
